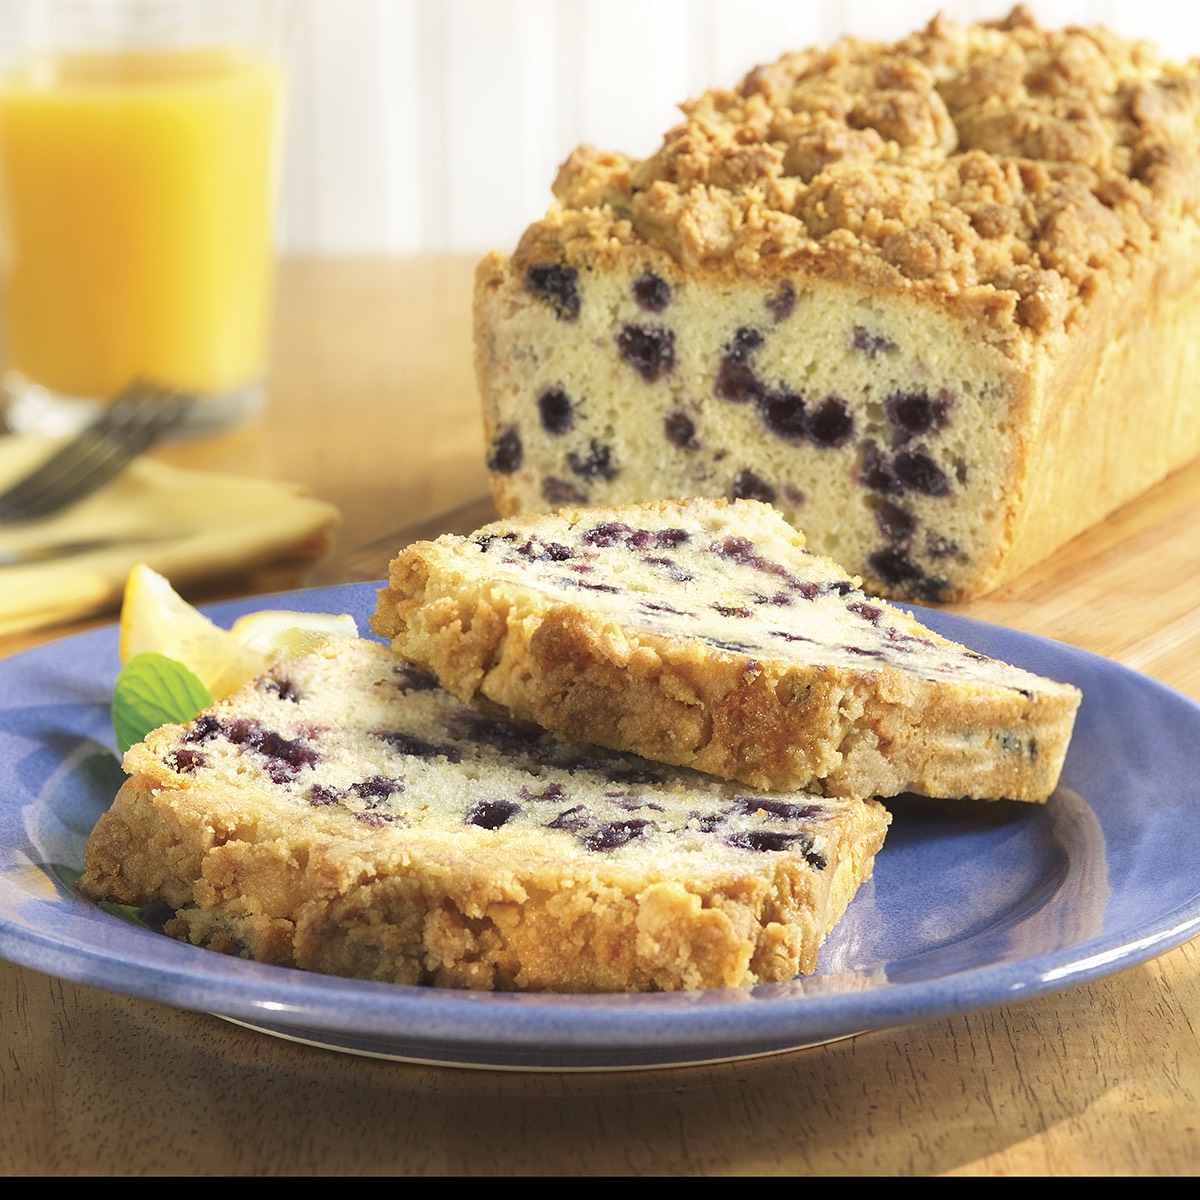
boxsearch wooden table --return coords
[2,257,1198,1176]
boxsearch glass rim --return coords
[0,0,294,57]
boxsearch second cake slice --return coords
[372,497,1080,802]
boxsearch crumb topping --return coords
[513,7,1200,341]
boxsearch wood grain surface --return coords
[2,257,1198,1176]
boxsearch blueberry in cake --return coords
[372,497,1081,802]
[475,7,1200,601]
[79,637,889,991]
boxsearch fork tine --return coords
[0,381,158,515]
[18,386,193,515]
[0,384,152,506]
[0,383,194,523]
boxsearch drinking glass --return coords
[0,0,291,436]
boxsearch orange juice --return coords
[0,49,282,401]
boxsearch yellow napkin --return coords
[0,436,340,637]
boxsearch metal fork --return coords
[0,382,195,524]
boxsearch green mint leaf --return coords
[112,652,213,755]
[57,866,154,928]
[95,899,156,930]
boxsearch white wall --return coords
[276,0,1200,256]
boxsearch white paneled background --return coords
[277,0,1200,256]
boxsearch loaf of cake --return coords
[475,6,1200,601]
[371,497,1081,802]
[78,637,890,991]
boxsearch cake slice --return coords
[79,637,889,992]
[372,497,1081,802]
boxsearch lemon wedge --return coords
[119,564,358,698]
[229,609,360,658]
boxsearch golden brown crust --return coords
[372,499,1080,802]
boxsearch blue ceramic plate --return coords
[2,582,1199,1070]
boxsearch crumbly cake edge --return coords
[77,771,890,992]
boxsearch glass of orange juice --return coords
[0,0,290,436]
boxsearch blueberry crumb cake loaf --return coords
[475,6,1200,601]
[79,637,889,991]
[372,497,1081,803]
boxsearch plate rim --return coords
[3,580,1200,1066]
